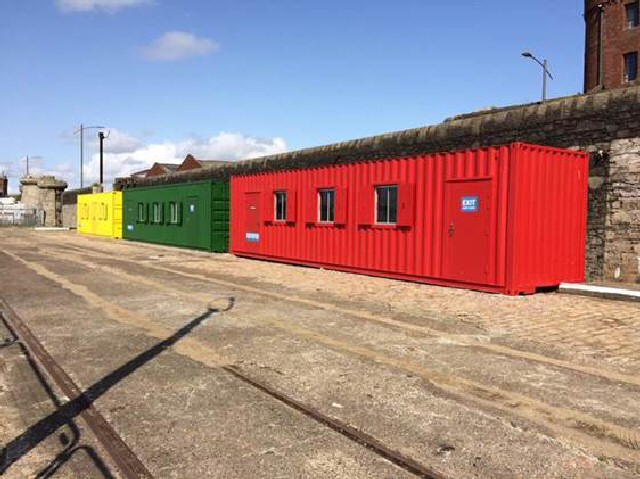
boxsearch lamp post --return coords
[522,51,554,102]
[73,124,105,188]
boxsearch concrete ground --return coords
[1,228,639,479]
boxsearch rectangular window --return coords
[151,202,162,224]
[274,191,287,221]
[137,203,146,222]
[627,2,639,29]
[375,185,398,225]
[624,52,638,82]
[169,202,180,224]
[318,189,335,223]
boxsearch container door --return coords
[442,180,492,285]
[244,192,261,253]
[185,196,202,248]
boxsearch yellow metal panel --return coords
[76,192,123,239]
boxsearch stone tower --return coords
[585,0,640,92]
[20,175,68,227]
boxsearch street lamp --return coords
[522,51,554,102]
[73,124,105,188]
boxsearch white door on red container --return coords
[442,180,492,285]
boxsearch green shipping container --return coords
[123,180,229,252]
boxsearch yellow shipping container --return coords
[77,191,123,239]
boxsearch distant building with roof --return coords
[0,173,7,198]
[177,154,230,172]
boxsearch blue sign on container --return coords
[461,196,479,212]
[245,232,260,243]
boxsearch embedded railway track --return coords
[0,297,449,479]
[0,300,154,479]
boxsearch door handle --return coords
[448,222,455,237]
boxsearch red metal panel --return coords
[396,184,415,227]
[335,187,348,225]
[287,190,297,223]
[261,191,271,224]
[505,144,589,293]
[357,185,373,225]
[230,143,588,295]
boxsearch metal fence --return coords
[0,207,43,227]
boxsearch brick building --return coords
[143,162,179,178]
[177,154,229,172]
[585,0,640,92]
[0,174,7,198]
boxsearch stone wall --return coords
[20,176,68,227]
[606,138,640,281]
[116,86,640,283]
[61,187,92,229]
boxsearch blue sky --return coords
[1,0,585,193]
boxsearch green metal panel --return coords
[123,180,229,252]
[210,181,229,252]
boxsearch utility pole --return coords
[98,131,106,185]
[73,124,104,187]
[20,155,42,177]
[80,123,83,186]
[542,59,549,102]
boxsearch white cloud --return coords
[93,129,143,154]
[77,131,287,187]
[141,31,219,62]
[56,0,153,13]
[176,133,288,162]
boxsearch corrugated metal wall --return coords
[231,143,588,294]
[123,180,229,252]
[77,192,123,239]
[506,144,588,292]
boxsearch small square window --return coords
[169,202,180,224]
[274,191,287,221]
[318,189,335,223]
[137,203,146,223]
[627,2,639,29]
[624,52,638,82]
[375,185,398,225]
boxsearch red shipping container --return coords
[231,143,588,295]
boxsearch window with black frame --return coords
[318,189,335,223]
[375,185,398,225]
[274,191,287,221]
[624,52,638,82]
[627,2,639,29]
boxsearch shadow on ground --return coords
[1,297,234,477]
